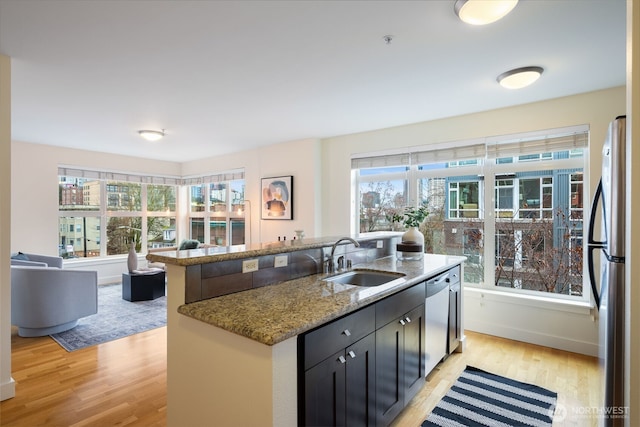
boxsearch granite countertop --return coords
[146,232,401,266]
[177,254,465,346]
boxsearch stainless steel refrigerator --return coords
[588,115,626,427]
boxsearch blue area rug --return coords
[50,283,166,352]
[423,366,557,427]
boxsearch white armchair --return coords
[10,253,98,337]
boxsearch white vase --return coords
[127,243,138,273]
[402,227,424,245]
[397,226,424,260]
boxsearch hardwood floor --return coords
[1,327,599,427]
[394,332,602,427]
[1,326,167,427]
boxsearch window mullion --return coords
[484,158,496,288]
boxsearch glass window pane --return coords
[190,218,205,243]
[106,217,142,255]
[230,180,245,212]
[494,203,583,296]
[147,216,176,250]
[359,179,407,232]
[210,183,227,212]
[190,185,206,212]
[59,176,100,211]
[210,220,227,245]
[418,177,484,285]
[148,185,176,212]
[58,216,101,258]
[231,219,245,245]
[106,182,141,211]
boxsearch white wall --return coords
[320,86,626,356]
[181,138,321,243]
[1,54,16,401]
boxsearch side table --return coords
[122,271,166,302]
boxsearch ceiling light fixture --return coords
[454,0,518,25]
[138,129,165,141]
[497,66,544,89]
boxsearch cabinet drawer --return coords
[375,282,425,329]
[447,265,461,286]
[303,304,375,370]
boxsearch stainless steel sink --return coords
[323,270,406,287]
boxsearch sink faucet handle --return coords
[337,256,345,270]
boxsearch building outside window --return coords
[352,126,588,301]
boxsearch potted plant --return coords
[387,206,429,260]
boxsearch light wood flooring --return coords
[1,327,599,426]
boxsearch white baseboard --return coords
[466,320,599,357]
[1,377,15,401]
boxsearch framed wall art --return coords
[261,176,293,220]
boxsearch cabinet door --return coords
[345,333,376,427]
[304,349,347,426]
[375,318,404,426]
[403,304,425,403]
[448,282,461,354]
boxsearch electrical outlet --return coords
[376,240,383,249]
[242,259,259,273]
[274,255,288,268]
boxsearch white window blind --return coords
[181,170,244,185]
[486,131,588,159]
[412,143,486,165]
[351,126,588,169]
[351,153,411,169]
[58,166,244,185]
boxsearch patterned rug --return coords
[423,366,557,427]
[50,282,166,351]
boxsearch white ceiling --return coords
[0,0,626,163]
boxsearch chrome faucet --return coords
[326,237,360,273]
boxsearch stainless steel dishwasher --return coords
[425,269,451,377]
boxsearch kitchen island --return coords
[148,236,464,427]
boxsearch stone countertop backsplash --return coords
[177,254,465,346]
[146,232,401,267]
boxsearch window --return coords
[58,168,180,258]
[185,173,245,246]
[352,126,588,300]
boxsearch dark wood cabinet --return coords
[299,275,451,427]
[303,332,376,426]
[301,306,376,426]
[375,303,425,426]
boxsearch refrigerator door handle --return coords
[587,179,605,309]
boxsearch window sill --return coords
[63,255,131,267]
[464,286,594,315]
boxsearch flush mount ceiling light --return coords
[138,129,165,141]
[497,66,544,89]
[454,0,518,25]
